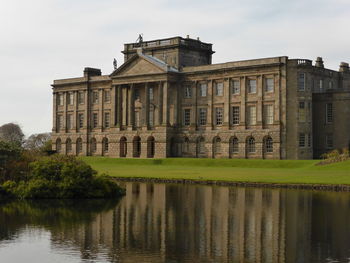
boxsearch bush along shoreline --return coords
[0,155,125,200]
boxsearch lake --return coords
[0,182,350,263]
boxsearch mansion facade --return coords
[52,36,350,159]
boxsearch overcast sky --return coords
[1,0,349,136]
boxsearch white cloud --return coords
[0,0,349,135]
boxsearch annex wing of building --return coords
[52,36,350,159]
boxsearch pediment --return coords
[111,55,166,77]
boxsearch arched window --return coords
[147,136,155,158]
[133,136,141,157]
[102,138,109,154]
[66,138,72,154]
[56,138,61,153]
[120,137,127,157]
[247,137,255,153]
[198,137,206,154]
[213,137,221,155]
[91,138,97,154]
[183,137,190,154]
[264,136,273,153]
[230,137,239,154]
[76,138,83,155]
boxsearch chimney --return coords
[197,37,200,41]
[186,35,190,39]
[339,62,350,73]
[84,67,101,77]
[315,57,324,68]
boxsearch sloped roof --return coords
[110,51,178,77]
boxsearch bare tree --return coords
[24,133,51,151]
[0,123,24,145]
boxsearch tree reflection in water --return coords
[0,184,350,263]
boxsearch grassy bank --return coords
[82,157,350,185]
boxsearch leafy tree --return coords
[24,133,51,151]
[0,123,24,146]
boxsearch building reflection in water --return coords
[49,183,350,263]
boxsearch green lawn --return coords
[82,157,350,185]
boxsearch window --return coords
[199,83,207,97]
[215,107,223,125]
[232,106,240,125]
[299,102,306,122]
[215,82,224,96]
[57,94,64,106]
[78,92,85,104]
[183,109,191,126]
[66,139,72,153]
[149,87,154,100]
[67,93,74,105]
[247,106,257,125]
[328,81,333,90]
[104,90,111,103]
[319,79,324,91]
[326,134,333,149]
[103,138,109,153]
[264,137,273,153]
[92,91,99,104]
[264,105,274,125]
[104,112,110,128]
[231,79,240,95]
[326,103,333,123]
[299,133,306,147]
[307,133,312,147]
[76,138,83,154]
[78,113,84,129]
[57,115,63,130]
[91,138,97,153]
[184,85,192,98]
[298,73,305,91]
[93,113,98,128]
[199,108,207,126]
[248,79,257,93]
[56,139,61,153]
[265,78,274,92]
[247,137,255,153]
[231,137,239,153]
[67,114,73,129]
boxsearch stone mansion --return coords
[52,36,350,159]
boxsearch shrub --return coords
[319,148,350,165]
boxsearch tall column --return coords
[257,75,263,127]
[52,93,57,132]
[63,92,67,133]
[122,86,127,127]
[158,81,163,126]
[193,81,198,129]
[162,81,168,125]
[73,91,78,132]
[84,89,89,130]
[241,77,246,127]
[127,84,134,129]
[117,85,123,129]
[224,78,230,128]
[207,80,213,129]
[111,86,116,127]
[144,83,150,128]
[99,89,103,131]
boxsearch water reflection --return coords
[1,183,350,263]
